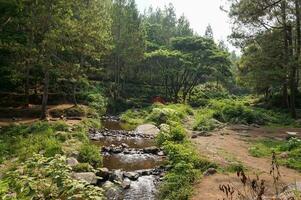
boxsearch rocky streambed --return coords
[88,117,167,200]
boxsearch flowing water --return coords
[92,118,164,200]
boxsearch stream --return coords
[90,117,166,200]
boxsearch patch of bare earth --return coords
[0,104,83,126]
[191,126,301,200]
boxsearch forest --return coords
[0,0,301,200]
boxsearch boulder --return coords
[72,172,98,184]
[143,147,159,154]
[280,152,289,159]
[67,157,79,167]
[203,168,217,176]
[135,124,160,136]
[110,170,124,182]
[97,168,110,181]
[123,172,139,181]
[121,179,131,189]
[103,181,123,200]
[157,151,165,156]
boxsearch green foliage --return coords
[87,93,107,116]
[78,143,102,168]
[73,163,94,172]
[0,122,66,162]
[0,154,103,200]
[155,115,215,200]
[249,138,301,171]
[121,103,193,126]
[188,83,230,107]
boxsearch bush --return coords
[78,143,102,168]
[73,163,94,172]
[188,83,230,107]
[0,154,103,199]
[87,93,107,116]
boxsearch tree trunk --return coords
[24,65,30,108]
[290,0,301,118]
[41,67,49,120]
[73,84,77,106]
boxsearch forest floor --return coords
[0,104,83,126]
[189,124,301,200]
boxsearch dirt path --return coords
[190,126,301,200]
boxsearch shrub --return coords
[87,93,107,116]
[73,163,94,172]
[78,143,102,168]
[188,83,230,107]
[0,154,103,199]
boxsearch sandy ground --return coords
[191,126,301,200]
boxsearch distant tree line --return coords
[0,0,234,117]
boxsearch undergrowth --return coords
[0,119,103,199]
[249,138,301,171]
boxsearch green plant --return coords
[87,93,107,116]
[78,143,102,168]
[73,163,94,172]
[0,154,103,200]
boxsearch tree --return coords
[110,0,145,99]
[204,24,214,40]
[228,0,301,117]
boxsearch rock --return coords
[121,143,129,148]
[123,172,139,181]
[135,124,160,136]
[121,179,131,189]
[143,147,159,154]
[112,147,123,154]
[286,132,298,140]
[203,168,217,176]
[191,134,198,139]
[103,181,123,200]
[72,172,98,184]
[280,152,289,159]
[157,151,165,156]
[110,170,123,182]
[97,168,110,181]
[67,157,79,167]
[280,182,301,199]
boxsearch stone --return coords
[121,143,129,148]
[67,157,79,167]
[112,147,123,154]
[280,152,289,159]
[72,172,97,184]
[110,170,123,182]
[143,147,159,154]
[135,124,160,136]
[123,172,139,181]
[203,168,217,176]
[280,182,301,199]
[121,179,131,189]
[157,151,165,156]
[97,168,110,181]
[103,181,123,200]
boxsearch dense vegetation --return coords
[1,0,301,199]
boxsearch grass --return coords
[120,103,193,126]
[193,97,300,132]
[249,138,301,171]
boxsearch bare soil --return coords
[191,126,301,200]
[0,104,83,126]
